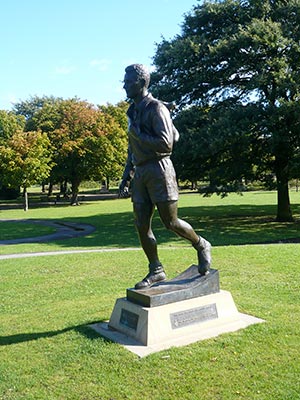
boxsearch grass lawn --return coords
[0,191,299,399]
[1,190,299,254]
[0,221,55,241]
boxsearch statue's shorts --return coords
[131,157,179,204]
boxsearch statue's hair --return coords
[125,64,150,88]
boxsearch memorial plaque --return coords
[120,308,139,331]
[170,303,218,329]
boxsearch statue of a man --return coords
[119,64,211,289]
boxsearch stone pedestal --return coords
[90,266,264,357]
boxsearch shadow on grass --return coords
[1,203,300,247]
[37,204,300,247]
[0,321,108,346]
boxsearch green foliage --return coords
[13,97,128,204]
[0,131,53,190]
[173,102,267,190]
[98,101,129,132]
[0,110,25,141]
[0,110,26,199]
[96,102,128,181]
[152,0,300,221]
[13,95,62,130]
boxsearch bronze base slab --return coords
[127,265,219,308]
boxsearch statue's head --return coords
[124,64,150,89]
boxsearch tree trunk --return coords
[48,182,53,196]
[70,180,80,205]
[60,180,68,197]
[23,187,28,211]
[275,156,293,222]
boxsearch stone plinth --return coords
[90,266,265,357]
[91,290,264,357]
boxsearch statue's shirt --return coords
[126,93,176,167]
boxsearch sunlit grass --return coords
[0,191,299,255]
[0,245,299,400]
[0,221,55,240]
[0,190,299,399]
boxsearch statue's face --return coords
[123,71,143,99]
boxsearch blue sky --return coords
[0,0,200,111]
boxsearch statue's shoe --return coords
[135,270,167,290]
[193,237,212,276]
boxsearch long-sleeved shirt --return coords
[122,93,179,181]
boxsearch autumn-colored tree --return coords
[0,130,53,210]
[30,98,127,204]
[98,101,129,189]
[0,110,27,199]
[0,110,25,141]
[12,97,128,203]
[13,95,62,131]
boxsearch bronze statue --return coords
[119,64,211,289]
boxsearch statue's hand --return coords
[118,180,130,198]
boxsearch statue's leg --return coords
[157,200,211,275]
[133,202,166,289]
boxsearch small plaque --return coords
[120,308,139,331]
[170,303,218,329]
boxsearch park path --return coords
[0,247,141,260]
[0,218,177,260]
[0,218,138,259]
[0,219,96,245]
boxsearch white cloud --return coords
[89,59,111,71]
[54,65,76,75]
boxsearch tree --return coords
[152,0,300,221]
[98,101,129,188]
[31,98,127,204]
[173,101,269,192]
[0,110,25,141]
[0,130,53,210]
[12,96,65,194]
[13,95,62,131]
[0,110,26,199]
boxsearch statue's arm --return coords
[119,145,133,198]
[130,103,174,153]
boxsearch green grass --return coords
[0,221,55,241]
[1,247,299,400]
[0,190,299,255]
[0,191,300,399]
